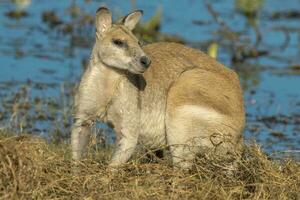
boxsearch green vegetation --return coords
[0,131,299,200]
[134,9,184,44]
[235,0,264,17]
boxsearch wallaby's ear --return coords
[121,10,143,30]
[95,7,112,36]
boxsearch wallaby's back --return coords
[142,42,245,125]
[143,42,233,85]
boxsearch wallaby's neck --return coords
[86,48,125,112]
[90,62,123,90]
[88,44,144,103]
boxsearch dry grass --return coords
[0,131,299,200]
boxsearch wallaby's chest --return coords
[107,79,167,147]
[139,101,166,147]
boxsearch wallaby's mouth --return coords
[129,60,150,74]
[129,66,147,74]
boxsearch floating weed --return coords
[134,8,185,44]
[271,10,300,20]
[235,0,265,17]
[270,131,287,140]
[5,10,28,19]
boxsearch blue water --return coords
[0,0,299,154]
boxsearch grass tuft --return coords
[0,131,299,200]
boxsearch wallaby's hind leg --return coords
[166,110,200,169]
[166,105,242,170]
[166,104,234,170]
[165,68,244,170]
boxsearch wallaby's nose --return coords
[140,56,151,68]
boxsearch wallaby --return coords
[71,7,245,169]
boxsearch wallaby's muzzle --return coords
[140,56,151,68]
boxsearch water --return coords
[0,0,299,156]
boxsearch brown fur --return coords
[71,8,245,169]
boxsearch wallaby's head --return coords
[93,7,151,74]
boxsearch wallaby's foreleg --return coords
[71,118,92,160]
[109,134,138,166]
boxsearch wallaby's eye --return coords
[112,39,125,47]
[138,41,143,46]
